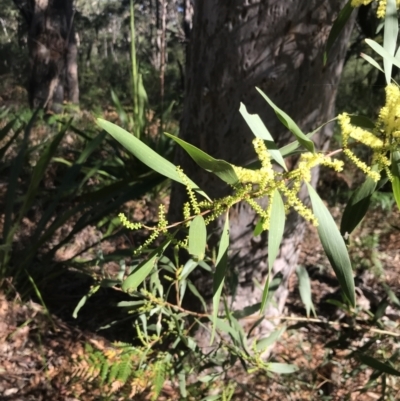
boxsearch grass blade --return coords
[358,354,400,376]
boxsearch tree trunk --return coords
[65,12,79,105]
[182,0,194,40]
[14,0,79,112]
[169,1,356,335]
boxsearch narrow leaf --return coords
[20,124,68,217]
[3,110,38,241]
[256,326,286,352]
[187,280,208,311]
[239,103,287,171]
[0,118,17,142]
[279,131,316,158]
[253,218,264,236]
[306,183,355,306]
[211,213,230,344]
[180,259,198,280]
[212,317,239,342]
[278,116,340,158]
[360,53,384,74]
[73,285,100,318]
[383,0,398,84]
[340,176,377,236]
[76,130,106,164]
[296,265,316,318]
[268,189,285,269]
[382,283,400,307]
[233,302,262,319]
[358,354,400,376]
[97,119,210,200]
[256,87,315,153]
[260,190,285,313]
[122,239,171,291]
[111,90,129,128]
[391,151,400,210]
[178,372,187,398]
[349,114,376,129]
[188,215,207,261]
[365,38,400,72]
[324,0,353,65]
[165,133,239,185]
[260,276,282,315]
[267,362,298,374]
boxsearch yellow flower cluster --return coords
[177,166,201,215]
[119,213,142,230]
[289,153,343,184]
[122,98,390,250]
[339,83,400,181]
[230,139,340,229]
[351,0,400,17]
[119,204,171,255]
[277,182,319,227]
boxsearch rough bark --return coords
[169,1,356,335]
[65,12,79,105]
[13,0,79,112]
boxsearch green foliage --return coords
[324,0,354,65]
[73,342,169,399]
[2,1,400,399]
[0,109,165,291]
[296,266,317,318]
[76,4,400,397]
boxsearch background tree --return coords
[13,0,78,112]
[170,0,356,333]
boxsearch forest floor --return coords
[0,199,400,401]
[1,179,400,400]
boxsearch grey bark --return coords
[13,0,79,112]
[182,0,193,40]
[169,1,356,336]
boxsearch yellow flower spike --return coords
[289,153,330,184]
[377,0,387,18]
[261,199,274,231]
[183,202,191,224]
[351,0,400,18]
[246,198,269,221]
[134,231,159,254]
[252,138,273,172]
[233,166,261,184]
[157,204,168,232]
[119,213,142,230]
[343,149,381,181]
[278,184,318,226]
[350,127,383,149]
[176,166,201,214]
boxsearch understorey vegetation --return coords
[1,1,400,400]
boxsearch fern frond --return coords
[117,357,132,384]
[152,359,166,400]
